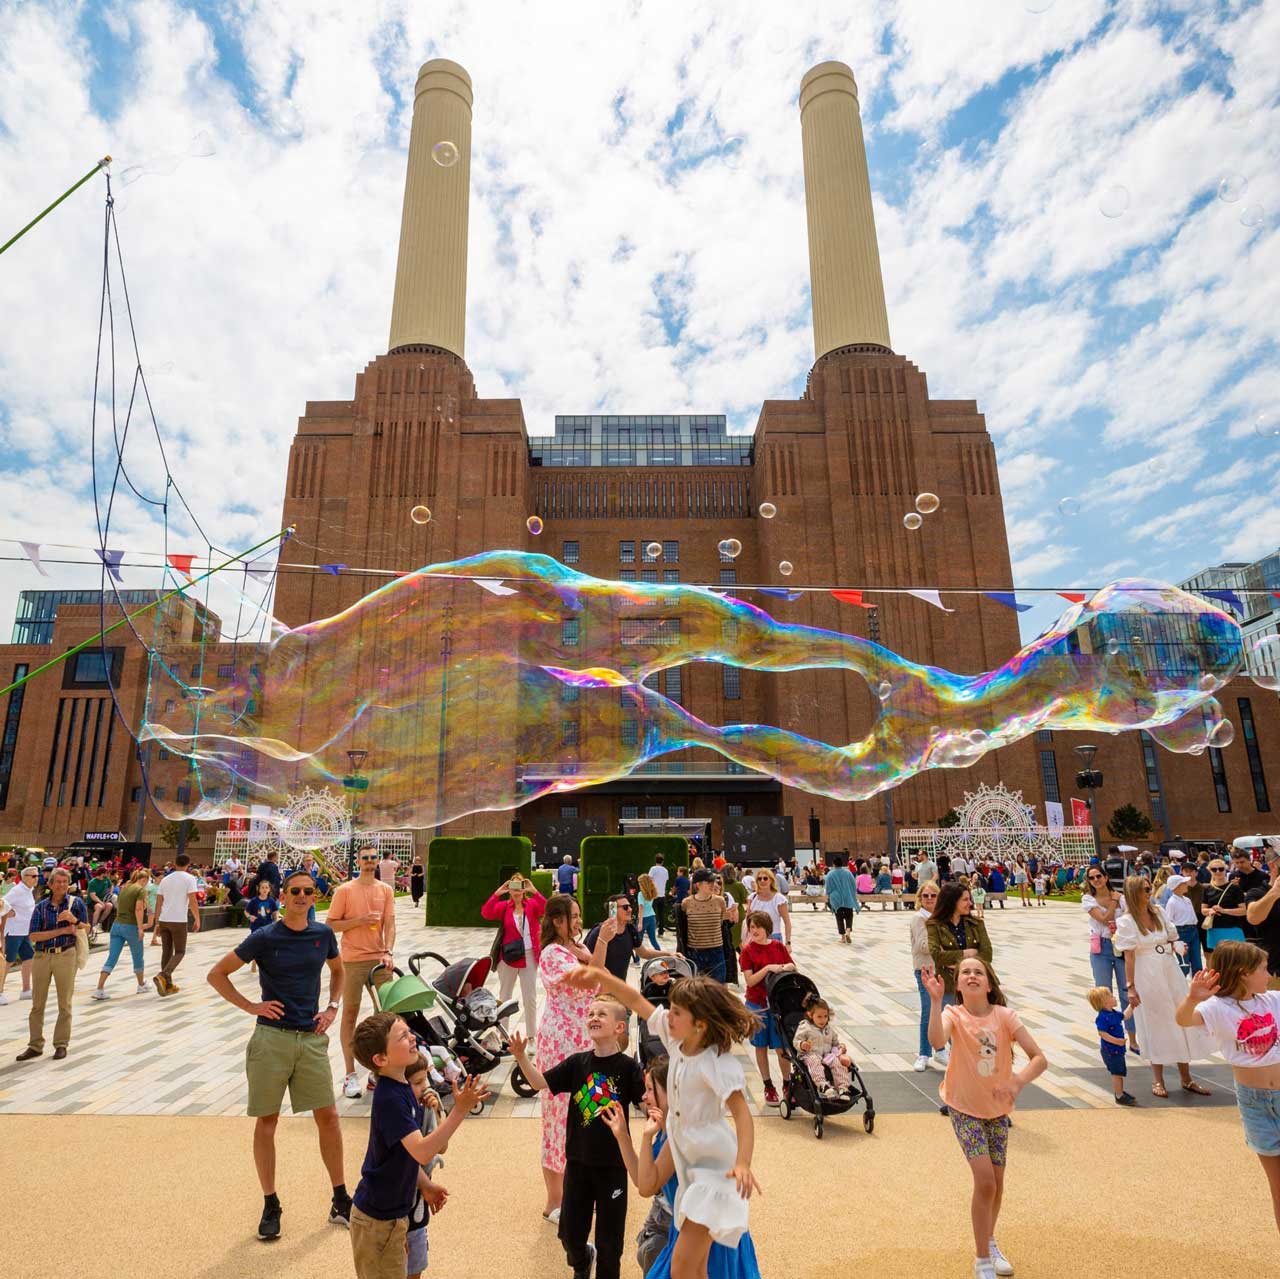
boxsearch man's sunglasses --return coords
[288,885,316,897]
[359,854,379,862]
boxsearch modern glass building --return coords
[12,590,162,646]
[528,415,753,468]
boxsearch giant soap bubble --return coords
[141,553,1243,831]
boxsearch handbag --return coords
[501,937,526,964]
[1089,932,1103,955]
[74,929,90,971]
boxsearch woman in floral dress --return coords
[536,892,601,1222]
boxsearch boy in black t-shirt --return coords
[511,999,645,1279]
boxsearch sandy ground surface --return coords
[5,1107,1276,1278]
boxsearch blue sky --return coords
[0,0,1277,647]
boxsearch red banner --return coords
[1070,798,1090,827]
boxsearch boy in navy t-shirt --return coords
[349,1012,488,1278]
[1088,986,1137,1106]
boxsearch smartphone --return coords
[509,877,523,893]
[608,900,617,921]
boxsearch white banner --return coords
[1045,801,1064,836]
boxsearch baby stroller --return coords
[367,952,538,1105]
[637,954,696,1067]
[766,970,874,1139]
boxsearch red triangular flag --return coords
[831,589,873,608]
[167,553,196,579]
[1057,592,1087,604]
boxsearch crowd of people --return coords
[3,835,1279,1279]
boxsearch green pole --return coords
[0,156,112,259]
[0,526,293,699]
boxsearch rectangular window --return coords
[619,541,635,563]
[66,648,121,688]
[668,804,686,819]
[620,618,681,646]
[723,666,741,700]
[619,568,636,581]
[1208,746,1231,813]
[620,719,638,747]
[1139,731,1166,828]
[190,664,202,679]
[663,540,679,563]
[130,786,141,802]
[665,667,682,702]
[176,785,191,804]
[1039,749,1060,804]
[1036,729,1053,744]
[561,619,580,647]
[621,804,639,820]
[728,803,745,817]
[719,569,737,585]
[561,684,579,703]
[159,748,171,762]
[560,804,579,818]
[152,786,166,800]
[165,699,176,713]
[642,542,660,562]
[0,662,29,810]
[663,569,679,584]
[217,664,237,679]
[561,721,579,746]
[641,568,658,584]
[719,543,736,563]
[562,541,579,564]
[644,805,662,819]
[1238,697,1271,812]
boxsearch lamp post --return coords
[1073,744,1104,859]
[345,748,369,879]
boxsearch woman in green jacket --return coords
[926,881,994,995]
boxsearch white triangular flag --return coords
[18,541,49,576]
[474,578,518,596]
[907,588,954,612]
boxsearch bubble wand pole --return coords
[0,526,294,698]
[0,157,112,259]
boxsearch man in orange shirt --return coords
[326,845,397,1098]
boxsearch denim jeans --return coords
[690,946,726,983]
[641,913,658,948]
[1088,938,1134,1035]
[914,968,954,1057]
[1176,924,1203,976]
[103,922,144,975]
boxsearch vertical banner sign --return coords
[1070,798,1091,828]
[1045,801,1064,836]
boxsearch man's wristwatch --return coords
[326,1001,340,1013]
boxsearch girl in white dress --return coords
[1115,875,1212,1099]
[562,966,760,1278]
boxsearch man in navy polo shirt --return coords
[17,866,88,1061]
[208,866,348,1242]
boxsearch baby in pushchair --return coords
[637,954,696,1066]
[792,993,855,1100]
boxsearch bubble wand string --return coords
[0,526,294,699]
[0,157,112,258]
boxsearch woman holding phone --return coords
[481,873,546,1042]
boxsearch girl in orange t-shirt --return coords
[923,958,1047,1279]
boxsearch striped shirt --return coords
[682,894,727,950]
[29,893,87,952]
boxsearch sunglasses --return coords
[359,854,379,862]
[288,886,316,897]
[1209,866,1226,873]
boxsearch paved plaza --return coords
[0,895,1235,1118]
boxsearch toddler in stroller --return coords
[792,993,854,1101]
[636,954,695,1067]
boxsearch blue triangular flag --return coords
[1202,588,1244,616]
[96,547,125,583]
[321,563,345,576]
[984,591,1031,613]
[758,588,803,601]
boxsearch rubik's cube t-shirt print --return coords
[572,1072,618,1124]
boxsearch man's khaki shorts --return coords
[245,1023,335,1116]
[342,958,392,1017]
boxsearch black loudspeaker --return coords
[510,819,521,837]
[809,815,821,845]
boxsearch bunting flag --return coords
[474,578,518,596]
[1057,591,1087,604]
[95,547,125,583]
[984,591,1031,613]
[1202,588,1244,615]
[831,589,874,608]
[244,557,275,583]
[166,553,196,579]
[906,588,953,612]
[18,541,48,576]
[758,588,803,601]
[1273,591,1280,602]
[321,563,345,576]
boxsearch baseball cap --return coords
[42,856,56,868]
[1166,874,1193,891]
[1168,850,1185,861]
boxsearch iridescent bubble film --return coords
[141,554,1244,831]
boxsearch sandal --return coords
[1182,1081,1211,1096]
[1151,1082,1169,1099]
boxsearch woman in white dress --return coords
[1115,876,1213,1099]
[746,869,791,946]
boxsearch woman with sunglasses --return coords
[1115,875,1211,1098]
[1201,860,1248,953]
[910,879,949,1072]
[1081,866,1138,1054]
[747,868,791,947]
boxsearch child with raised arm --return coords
[1176,941,1280,1232]
[403,1054,449,1279]
[349,1012,488,1279]
[510,999,646,1279]
[560,964,761,1279]
[924,959,1047,1279]
[602,1055,762,1279]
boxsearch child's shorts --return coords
[406,1225,428,1274]
[1235,1083,1280,1157]
[750,1016,784,1050]
[1100,1047,1127,1077]
[949,1109,1010,1165]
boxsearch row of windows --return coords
[617,804,692,819]
[618,541,680,563]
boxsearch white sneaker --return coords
[90,989,110,1001]
[974,1259,996,1279]
[912,1055,929,1072]
[342,1072,363,1099]
[19,990,32,1000]
[989,1240,1014,1276]
[933,1048,950,1068]
[0,993,8,1005]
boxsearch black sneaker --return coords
[258,1199,282,1241]
[1115,1091,1137,1106]
[329,1194,352,1227]
[572,1243,596,1279]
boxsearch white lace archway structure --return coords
[897,781,1097,866]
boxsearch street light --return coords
[1073,744,1104,858]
